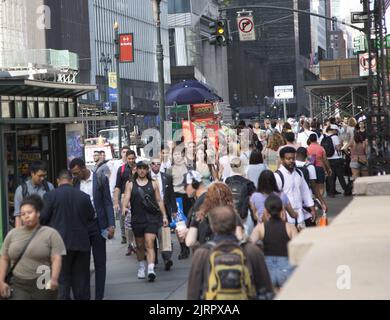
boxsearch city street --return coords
[92,194,352,300]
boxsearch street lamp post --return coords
[100,53,112,106]
[114,22,122,154]
[152,0,166,142]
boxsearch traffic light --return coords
[209,19,229,46]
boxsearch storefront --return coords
[0,79,102,245]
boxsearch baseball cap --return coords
[183,170,203,188]
[136,160,150,168]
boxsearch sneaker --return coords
[121,237,127,244]
[164,260,173,271]
[148,270,156,282]
[137,267,146,279]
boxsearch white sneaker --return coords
[147,270,156,282]
[137,267,146,279]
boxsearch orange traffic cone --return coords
[318,212,328,227]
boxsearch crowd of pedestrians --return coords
[0,114,366,300]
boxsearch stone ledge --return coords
[353,175,390,196]
[279,195,390,299]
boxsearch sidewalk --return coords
[91,227,191,300]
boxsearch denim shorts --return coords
[265,256,295,288]
[350,161,368,170]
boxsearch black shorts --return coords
[132,223,160,237]
[315,166,326,184]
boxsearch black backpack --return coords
[296,165,311,190]
[321,135,336,158]
[225,176,253,219]
[21,180,50,198]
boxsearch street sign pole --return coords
[114,23,122,155]
[283,99,287,122]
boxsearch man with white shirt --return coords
[70,158,115,300]
[274,147,316,230]
[150,158,177,271]
[297,121,315,148]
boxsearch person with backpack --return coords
[250,170,298,223]
[187,206,273,300]
[323,125,351,197]
[274,147,316,230]
[250,195,298,291]
[307,134,332,198]
[113,149,137,252]
[70,158,115,300]
[121,161,168,282]
[225,158,256,236]
[295,147,328,222]
[13,160,54,228]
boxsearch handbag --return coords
[136,183,161,216]
[357,155,368,166]
[5,226,41,285]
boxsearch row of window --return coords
[93,0,170,83]
[0,99,76,119]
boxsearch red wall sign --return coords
[119,33,134,63]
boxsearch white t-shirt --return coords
[296,160,317,181]
[328,135,342,160]
[219,155,234,180]
[297,130,315,148]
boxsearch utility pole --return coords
[114,22,122,155]
[152,0,166,142]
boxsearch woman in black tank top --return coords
[250,195,298,290]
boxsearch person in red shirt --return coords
[307,134,332,197]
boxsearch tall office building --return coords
[45,0,170,121]
[168,0,230,109]
[227,0,314,116]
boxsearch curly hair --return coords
[267,132,286,151]
[196,182,236,221]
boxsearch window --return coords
[168,0,191,14]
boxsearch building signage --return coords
[274,85,294,100]
[119,33,134,63]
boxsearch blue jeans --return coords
[265,256,295,288]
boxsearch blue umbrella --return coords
[165,86,222,106]
[169,79,216,94]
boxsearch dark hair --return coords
[257,170,279,194]
[354,130,364,144]
[100,150,106,155]
[57,169,73,181]
[69,158,86,170]
[30,161,47,174]
[249,149,264,165]
[126,150,136,157]
[265,194,283,221]
[309,133,318,143]
[329,117,336,124]
[248,124,253,129]
[283,131,295,143]
[20,194,44,213]
[296,147,307,160]
[280,146,296,159]
[271,120,277,129]
[94,151,100,155]
[208,206,237,235]
[238,120,246,127]
[122,145,130,152]
[283,122,292,131]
